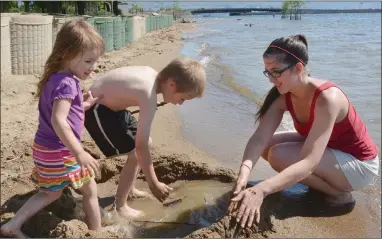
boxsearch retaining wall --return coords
[0,13,174,76]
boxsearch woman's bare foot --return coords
[1,222,28,238]
[116,205,145,219]
[128,188,153,200]
[325,192,355,207]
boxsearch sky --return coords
[119,1,381,11]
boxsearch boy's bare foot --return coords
[325,192,355,207]
[1,222,28,238]
[116,205,144,219]
[128,188,153,199]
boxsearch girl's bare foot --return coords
[325,192,355,207]
[116,205,144,219]
[1,222,28,238]
[128,188,153,200]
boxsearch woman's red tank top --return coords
[285,81,378,161]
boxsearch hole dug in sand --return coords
[93,151,241,238]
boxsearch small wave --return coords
[200,56,212,67]
[189,30,225,40]
[210,29,223,33]
[196,43,209,55]
[279,113,295,132]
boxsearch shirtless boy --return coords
[84,57,206,219]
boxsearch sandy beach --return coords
[1,20,381,238]
[0,21,234,238]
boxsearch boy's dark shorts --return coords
[85,104,137,158]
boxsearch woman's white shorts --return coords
[330,148,380,191]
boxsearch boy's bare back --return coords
[90,66,158,111]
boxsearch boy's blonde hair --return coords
[36,18,105,97]
[158,57,206,97]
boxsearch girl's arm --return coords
[51,98,85,156]
[52,98,99,173]
[256,90,339,197]
[50,78,99,174]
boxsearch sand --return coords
[1,21,380,238]
[0,21,230,238]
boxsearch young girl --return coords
[1,19,105,237]
[230,35,379,228]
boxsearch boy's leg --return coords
[84,104,146,218]
[1,190,62,238]
[78,179,101,230]
[114,150,144,218]
[128,137,153,199]
[128,165,149,199]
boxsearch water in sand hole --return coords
[104,180,234,237]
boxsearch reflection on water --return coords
[129,180,233,225]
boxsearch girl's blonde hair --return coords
[36,18,105,97]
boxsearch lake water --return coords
[178,13,381,236]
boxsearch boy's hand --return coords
[149,181,173,202]
[75,150,100,176]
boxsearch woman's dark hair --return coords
[255,34,309,122]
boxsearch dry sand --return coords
[1,21,380,238]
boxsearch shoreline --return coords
[1,19,380,238]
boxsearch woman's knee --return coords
[261,147,271,161]
[267,143,300,172]
[261,131,303,162]
[267,145,283,171]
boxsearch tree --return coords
[281,0,305,20]
[112,1,121,15]
[76,1,86,15]
[130,3,142,15]
[173,1,181,20]
[281,1,290,18]
[47,2,63,14]
[24,1,30,12]
[0,1,27,13]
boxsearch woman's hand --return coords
[232,164,252,196]
[230,185,265,228]
[232,174,248,197]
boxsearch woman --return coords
[230,34,379,228]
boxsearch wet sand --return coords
[1,21,381,238]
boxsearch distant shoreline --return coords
[229,8,381,16]
[191,8,381,15]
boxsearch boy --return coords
[84,57,206,219]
